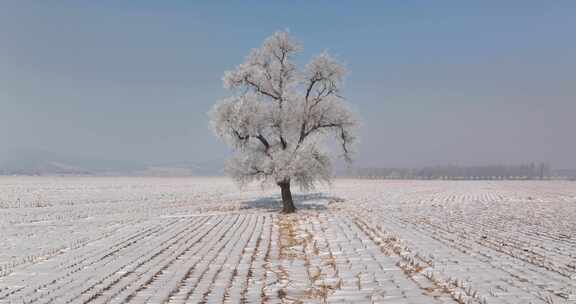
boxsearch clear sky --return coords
[1,1,575,169]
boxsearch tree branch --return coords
[244,77,280,100]
[256,134,270,149]
[232,129,249,141]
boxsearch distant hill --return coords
[0,148,224,176]
[2,161,92,176]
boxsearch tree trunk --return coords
[278,180,296,213]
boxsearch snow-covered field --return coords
[0,177,575,304]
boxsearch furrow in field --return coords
[166,214,249,303]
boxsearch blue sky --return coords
[1,1,575,168]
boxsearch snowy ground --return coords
[0,177,575,304]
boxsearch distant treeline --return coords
[352,163,575,180]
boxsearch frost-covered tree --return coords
[210,31,357,213]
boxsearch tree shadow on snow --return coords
[240,193,343,212]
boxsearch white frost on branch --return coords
[210,31,358,190]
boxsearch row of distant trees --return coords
[353,163,564,180]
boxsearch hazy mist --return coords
[1,1,575,172]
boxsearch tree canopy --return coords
[210,31,357,193]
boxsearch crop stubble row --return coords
[1,178,575,303]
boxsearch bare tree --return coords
[209,31,357,213]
